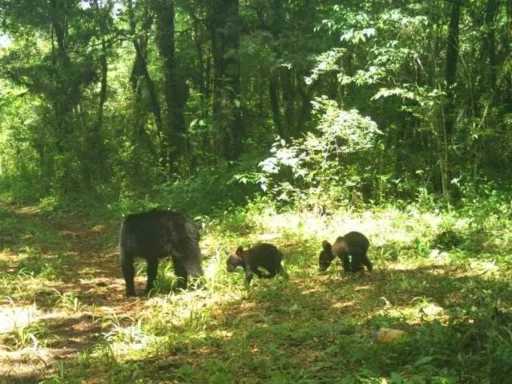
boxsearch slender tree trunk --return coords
[93,0,108,140]
[97,36,107,132]
[184,2,213,166]
[281,66,295,138]
[211,0,243,161]
[503,0,512,108]
[296,74,317,134]
[49,0,74,150]
[85,0,111,182]
[127,0,164,166]
[127,5,155,156]
[483,0,500,90]
[267,0,285,138]
[444,0,461,137]
[186,5,208,108]
[442,0,462,201]
[269,71,283,137]
[152,0,190,174]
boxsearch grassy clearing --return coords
[0,199,511,384]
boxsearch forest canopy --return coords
[0,0,511,210]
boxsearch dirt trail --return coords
[0,203,144,383]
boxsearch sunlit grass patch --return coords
[0,301,38,335]
[0,251,81,303]
[1,199,512,383]
[0,273,58,302]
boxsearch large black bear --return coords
[227,243,285,287]
[319,231,372,274]
[119,209,203,297]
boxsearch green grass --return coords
[0,199,511,384]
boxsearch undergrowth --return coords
[0,194,511,383]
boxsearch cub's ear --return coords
[322,241,331,251]
[236,246,244,256]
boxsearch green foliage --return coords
[1,197,512,383]
[10,322,48,349]
[256,97,382,209]
[0,0,511,206]
[55,290,87,313]
[2,1,512,381]
[114,155,262,217]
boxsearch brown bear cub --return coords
[227,243,285,286]
[319,231,372,274]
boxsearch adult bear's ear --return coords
[236,246,244,256]
[322,241,331,251]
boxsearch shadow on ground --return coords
[0,201,511,383]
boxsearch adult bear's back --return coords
[119,210,196,257]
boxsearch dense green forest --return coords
[0,1,511,383]
[1,0,512,206]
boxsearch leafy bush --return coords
[256,97,382,210]
[115,154,263,217]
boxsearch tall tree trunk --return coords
[442,0,463,201]
[296,74,318,134]
[267,0,285,138]
[93,0,109,141]
[97,35,107,133]
[483,0,500,91]
[445,0,462,136]
[177,3,212,169]
[269,71,283,137]
[281,66,295,138]
[127,0,164,166]
[185,5,209,110]
[85,0,110,183]
[49,0,74,151]
[211,0,243,161]
[152,0,190,174]
[503,0,512,108]
[128,4,155,155]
